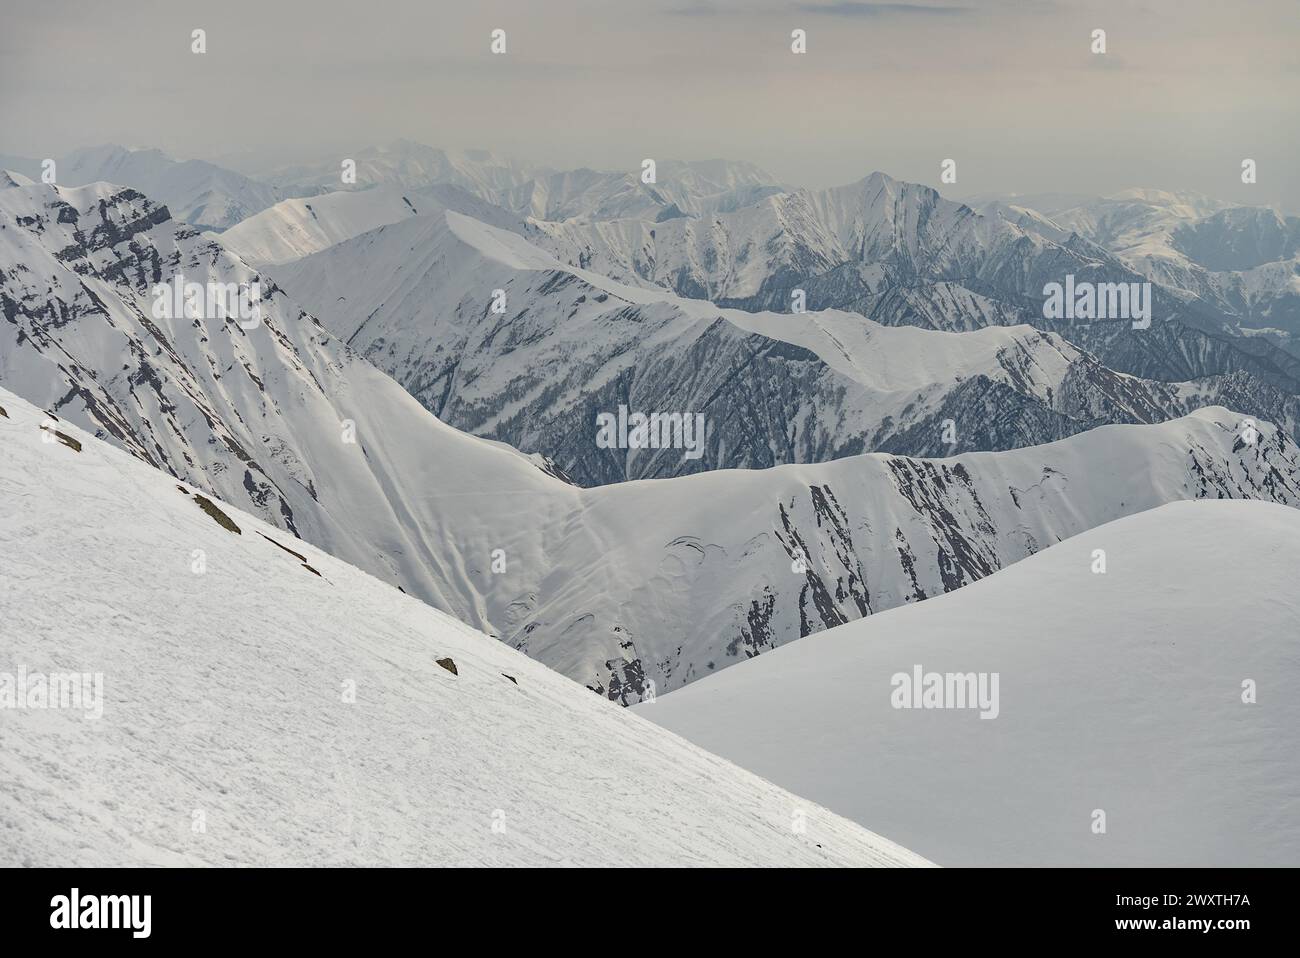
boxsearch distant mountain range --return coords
[5,177,1300,704]
[4,143,1300,706]
[255,139,786,222]
[0,145,301,230]
[7,139,1293,352]
[273,202,1300,487]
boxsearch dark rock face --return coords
[277,178,1300,491]
[1,186,307,539]
[191,493,241,534]
[569,419,1300,704]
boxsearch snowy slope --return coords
[529,171,1155,313]
[1010,190,1300,343]
[276,206,1300,484]
[0,179,563,629]
[215,186,427,265]
[507,406,1300,704]
[6,181,1300,706]
[641,499,1300,867]
[0,389,926,867]
[531,172,1300,387]
[217,183,521,266]
[53,145,289,231]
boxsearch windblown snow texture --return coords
[643,499,1300,867]
[0,388,928,867]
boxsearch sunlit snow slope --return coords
[5,181,1300,706]
[217,184,520,265]
[641,499,1300,866]
[277,206,1300,485]
[0,388,927,867]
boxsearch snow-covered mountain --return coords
[275,205,1300,484]
[642,499,1300,867]
[1168,208,1300,337]
[29,145,294,231]
[258,139,541,200]
[515,407,1300,704]
[256,140,783,224]
[0,388,926,867]
[0,179,563,625]
[0,169,33,189]
[497,159,785,223]
[529,171,1148,312]
[1172,205,1300,272]
[217,183,521,265]
[529,172,1300,388]
[215,185,426,265]
[991,189,1300,346]
[6,178,1300,707]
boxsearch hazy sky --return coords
[3,0,1297,208]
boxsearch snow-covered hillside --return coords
[5,179,1300,706]
[997,189,1300,344]
[529,171,1157,315]
[0,388,927,867]
[0,179,565,627]
[506,406,1300,704]
[528,172,1300,387]
[217,184,521,265]
[641,499,1300,866]
[50,145,291,231]
[276,205,1300,483]
[215,185,427,265]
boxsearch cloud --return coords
[796,1,970,17]
[666,0,724,14]
[667,0,971,16]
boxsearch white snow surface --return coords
[278,205,1207,474]
[53,145,288,231]
[218,184,521,266]
[215,186,427,265]
[6,181,1300,707]
[641,499,1300,866]
[447,210,1076,393]
[0,388,927,867]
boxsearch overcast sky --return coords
[3,0,1297,209]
